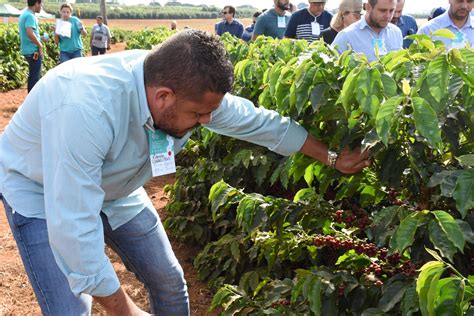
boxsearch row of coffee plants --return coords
[0,23,131,91]
[126,29,474,314]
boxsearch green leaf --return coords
[230,240,240,263]
[428,219,458,262]
[453,169,474,218]
[416,261,445,316]
[432,211,465,252]
[337,65,362,113]
[434,278,464,316]
[381,73,398,97]
[378,281,411,312]
[391,212,424,252]
[433,28,457,40]
[375,96,403,146]
[310,83,329,112]
[308,277,322,316]
[456,154,474,167]
[426,55,450,103]
[401,284,419,316]
[304,162,315,187]
[412,97,443,149]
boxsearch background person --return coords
[242,11,262,41]
[418,0,473,48]
[391,0,418,48]
[321,0,363,44]
[54,3,87,63]
[90,15,111,56]
[284,0,333,43]
[252,0,292,40]
[0,30,369,315]
[215,5,244,38]
[331,0,402,61]
[170,20,178,30]
[428,7,447,20]
[18,0,43,92]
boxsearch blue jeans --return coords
[1,195,189,315]
[59,50,82,63]
[24,54,42,92]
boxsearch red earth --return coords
[0,43,215,315]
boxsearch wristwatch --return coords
[328,150,338,169]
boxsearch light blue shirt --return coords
[0,50,307,297]
[18,8,40,55]
[331,17,403,62]
[417,10,474,48]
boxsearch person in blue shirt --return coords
[54,3,87,63]
[418,0,473,48]
[428,7,447,20]
[252,0,292,40]
[284,0,333,43]
[242,11,262,41]
[215,5,244,38]
[0,30,369,315]
[391,0,418,48]
[18,0,43,92]
[332,0,403,62]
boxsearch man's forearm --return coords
[298,134,330,166]
[94,286,147,315]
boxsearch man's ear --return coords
[148,86,176,114]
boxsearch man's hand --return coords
[299,134,370,175]
[334,147,370,174]
[94,287,150,316]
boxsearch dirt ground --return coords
[0,43,215,315]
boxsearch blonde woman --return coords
[321,0,363,44]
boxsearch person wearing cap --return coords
[252,0,292,40]
[321,0,363,44]
[331,0,402,62]
[391,0,418,48]
[418,0,473,48]
[215,5,244,38]
[428,7,447,20]
[284,0,333,42]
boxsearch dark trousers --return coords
[24,54,42,93]
[91,46,106,56]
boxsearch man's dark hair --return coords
[224,5,236,17]
[368,0,378,7]
[144,30,234,101]
[253,11,262,18]
[27,0,41,7]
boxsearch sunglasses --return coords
[222,11,230,14]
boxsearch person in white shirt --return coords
[90,15,112,56]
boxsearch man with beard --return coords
[418,0,473,48]
[284,0,333,43]
[0,30,370,315]
[331,0,402,61]
[252,0,292,40]
[391,0,418,48]
[18,0,44,92]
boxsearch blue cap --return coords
[429,7,446,20]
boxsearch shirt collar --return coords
[130,52,154,130]
[397,15,405,26]
[437,10,474,29]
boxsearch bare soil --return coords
[0,43,214,315]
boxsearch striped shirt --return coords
[285,8,332,43]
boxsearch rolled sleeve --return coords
[205,93,308,156]
[41,102,119,297]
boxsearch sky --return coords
[124,0,450,14]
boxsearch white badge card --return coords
[148,129,176,177]
[451,31,467,49]
[277,16,286,28]
[311,22,321,36]
[372,38,388,56]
